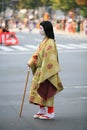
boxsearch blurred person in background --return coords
[43,12,50,21]
[76,17,81,33]
[83,18,87,35]
[28,15,36,32]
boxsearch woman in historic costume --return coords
[27,21,63,119]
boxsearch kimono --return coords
[28,38,63,107]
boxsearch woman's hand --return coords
[27,57,34,67]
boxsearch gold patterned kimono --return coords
[28,38,63,107]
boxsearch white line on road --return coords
[59,49,87,53]
[65,85,87,89]
[57,44,76,49]
[25,45,37,49]
[69,43,87,49]
[34,38,42,42]
[10,45,29,51]
[0,51,33,55]
[80,97,87,99]
[0,49,87,55]
[0,46,13,51]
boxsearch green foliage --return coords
[18,0,42,9]
[80,5,87,17]
[51,0,87,17]
[17,0,52,9]
[51,0,79,11]
[41,0,52,6]
[0,0,86,17]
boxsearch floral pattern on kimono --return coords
[28,38,63,106]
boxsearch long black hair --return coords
[40,21,55,40]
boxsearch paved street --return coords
[0,30,87,54]
[0,31,87,130]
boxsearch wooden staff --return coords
[19,67,30,118]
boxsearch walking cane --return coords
[19,67,30,118]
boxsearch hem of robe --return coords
[29,95,54,107]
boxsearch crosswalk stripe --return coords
[10,45,29,51]
[0,46,13,51]
[57,44,75,49]
[25,45,37,49]
[77,45,87,48]
[69,44,87,49]
[0,43,87,52]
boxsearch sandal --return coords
[39,113,55,120]
[33,107,46,119]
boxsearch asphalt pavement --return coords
[0,31,87,130]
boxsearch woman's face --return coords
[39,25,46,36]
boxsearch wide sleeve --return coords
[27,52,38,74]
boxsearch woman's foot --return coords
[39,112,55,120]
[33,107,46,119]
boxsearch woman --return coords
[27,21,63,119]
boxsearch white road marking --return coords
[59,49,87,53]
[0,48,87,55]
[65,85,87,89]
[10,45,29,51]
[34,38,42,42]
[25,44,37,49]
[0,46,13,51]
[69,43,87,49]
[0,43,87,53]
[57,44,76,49]
[80,97,87,99]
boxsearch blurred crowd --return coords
[55,17,87,35]
[0,12,87,35]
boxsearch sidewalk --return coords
[9,28,87,38]
[54,29,87,38]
